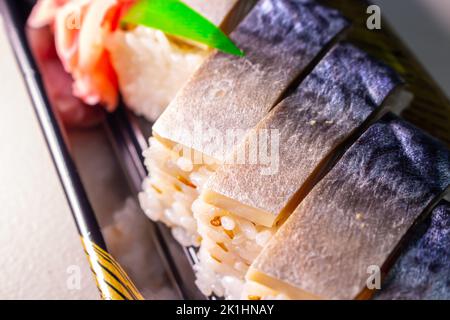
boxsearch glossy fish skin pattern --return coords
[251,114,450,300]
[375,200,450,300]
[153,0,349,161]
[206,43,402,219]
[234,0,348,64]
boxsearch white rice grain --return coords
[106,27,208,121]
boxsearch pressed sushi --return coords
[192,43,409,298]
[245,114,450,299]
[28,0,254,120]
[139,0,350,247]
[374,200,450,300]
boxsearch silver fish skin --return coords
[204,43,403,225]
[183,0,244,26]
[250,114,450,300]
[375,200,450,300]
[153,0,349,161]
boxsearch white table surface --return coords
[0,16,99,300]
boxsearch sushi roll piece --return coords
[139,0,349,246]
[28,0,255,120]
[245,114,450,300]
[106,0,257,120]
[374,199,450,300]
[192,43,409,298]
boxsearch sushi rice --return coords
[192,198,276,298]
[138,137,216,247]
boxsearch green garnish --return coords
[122,0,244,56]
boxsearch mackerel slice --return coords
[375,200,450,300]
[202,43,406,228]
[247,114,450,299]
[153,0,349,161]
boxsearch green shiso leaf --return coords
[122,0,244,56]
